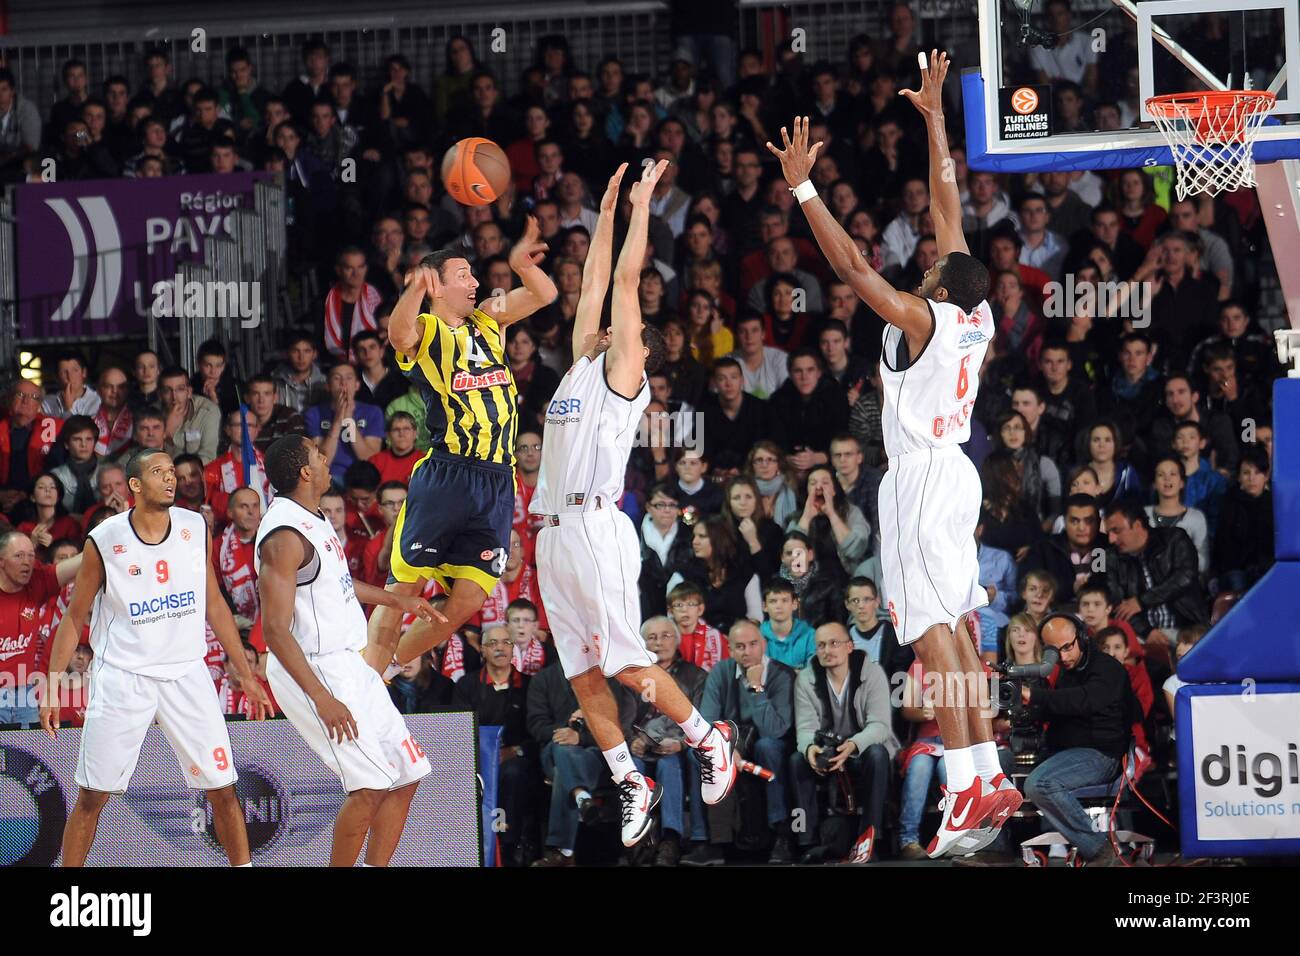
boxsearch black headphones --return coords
[1037,611,1090,668]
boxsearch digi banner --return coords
[0,713,480,866]
[14,172,269,342]
[1178,684,1300,857]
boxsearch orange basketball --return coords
[441,137,511,206]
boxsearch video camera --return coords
[994,646,1060,767]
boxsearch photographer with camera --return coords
[1022,613,1143,867]
[791,623,898,864]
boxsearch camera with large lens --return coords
[813,730,847,772]
[994,647,1059,767]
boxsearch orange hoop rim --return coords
[1145,89,1276,118]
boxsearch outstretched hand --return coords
[765,116,823,187]
[628,158,669,207]
[600,162,628,215]
[406,260,441,303]
[509,215,548,272]
[900,49,950,117]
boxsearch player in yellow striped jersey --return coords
[363,216,553,673]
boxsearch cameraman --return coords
[1022,614,1141,867]
[792,623,898,864]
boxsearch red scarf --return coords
[678,620,727,672]
[93,404,134,458]
[511,637,546,675]
[216,524,259,621]
[441,632,468,681]
[475,564,546,629]
[324,282,381,357]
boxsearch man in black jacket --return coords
[690,621,797,865]
[699,358,769,473]
[1023,614,1141,867]
[454,626,536,865]
[767,349,850,471]
[1102,500,1208,666]
[1019,494,1105,599]
[526,661,641,867]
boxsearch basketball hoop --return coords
[1146,90,1276,200]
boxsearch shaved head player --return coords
[41,449,272,867]
[530,161,739,850]
[768,51,1023,858]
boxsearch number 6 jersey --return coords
[879,298,992,456]
[86,507,209,679]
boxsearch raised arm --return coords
[388,267,433,358]
[900,49,967,256]
[607,159,669,398]
[481,215,556,328]
[572,162,628,358]
[767,117,930,344]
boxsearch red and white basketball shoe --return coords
[619,771,661,847]
[927,776,1014,858]
[695,720,739,805]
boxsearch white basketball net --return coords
[1147,92,1276,200]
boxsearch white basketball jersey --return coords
[254,496,368,655]
[87,507,209,679]
[530,352,649,515]
[880,299,993,457]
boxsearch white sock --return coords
[573,787,592,807]
[560,848,574,858]
[360,862,375,867]
[943,746,977,792]
[234,862,252,868]
[678,708,710,747]
[972,741,1001,781]
[602,742,635,782]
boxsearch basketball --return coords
[441,137,511,206]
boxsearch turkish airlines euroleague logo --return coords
[1011,87,1039,114]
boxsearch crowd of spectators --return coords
[0,0,1284,865]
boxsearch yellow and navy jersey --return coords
[395,308,518,470]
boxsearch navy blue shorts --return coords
[390,451,515,594]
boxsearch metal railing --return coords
[0,2,673,120]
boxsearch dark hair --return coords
[693,515,740,583]
[648,482,680,504]
[388,411,418,430]
[159,364,190,384]
[173,452,203,473]
[1095,625,1127,650]
[1076,580,1111,604]
[350,329,382,352]
[506,598,538,618]
[1064,492,1100,514]
[1240,446,1270,475]
[343,460,381,492]
[60,414,98,445]
[133,406,165,427]
[763,578,798,601]
[377,480,408,498]
[1108,498,1150,529]
[196,338,226,361]
[420,247,469,280]
[265,434,312,493]
[125,446,168,483]
[846,575,878,596]
[712,356,742,377]
[642,323,667,374]
[937,252,991,312]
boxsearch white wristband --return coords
[791,180,818,204]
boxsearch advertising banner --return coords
[0,712,480,866]
[1178,683,1300,856]
[14,172,269,342]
